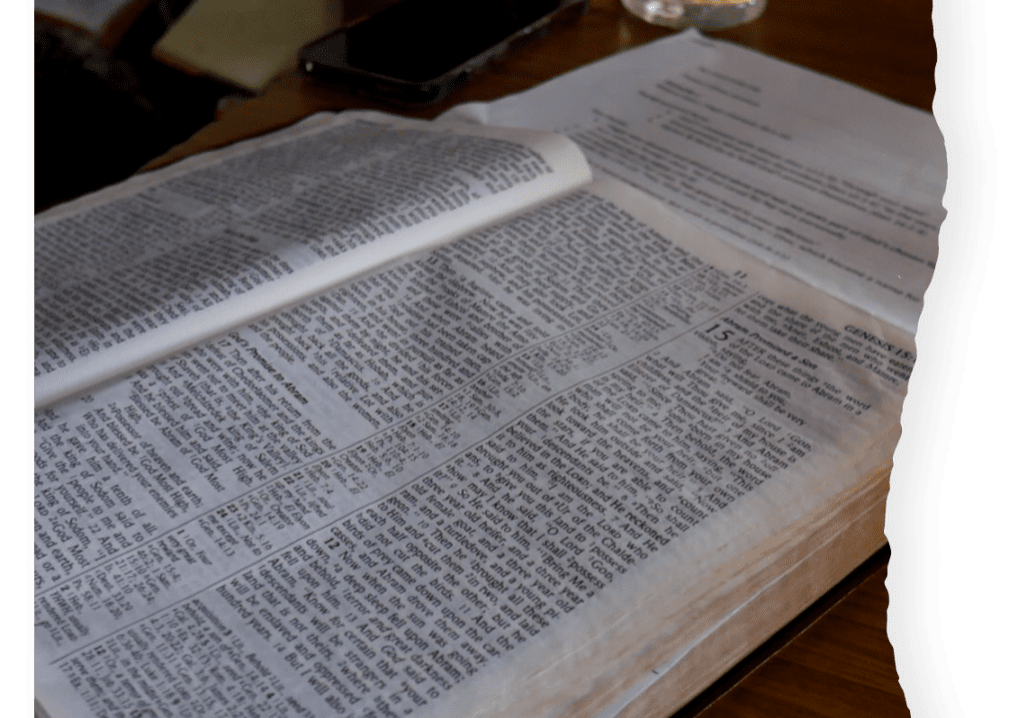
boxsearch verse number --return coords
[704,323,735,341]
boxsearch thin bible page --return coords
[34,112,591,409]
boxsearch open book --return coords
[34,32,943,718]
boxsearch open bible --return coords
[34,31,943,718]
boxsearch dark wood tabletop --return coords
[148,0,935,169]
[147,1,937,715]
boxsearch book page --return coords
[34,177,912,718]
[34,111,591,409]
[443,29,945,336]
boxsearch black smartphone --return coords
[299,0,587,105]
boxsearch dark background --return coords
[35,0,234,211]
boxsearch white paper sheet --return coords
[442,29,946,336]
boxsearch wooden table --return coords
[148,1,936,715]
[149,0,935,168]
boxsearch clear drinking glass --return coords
[620,0,766,30]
